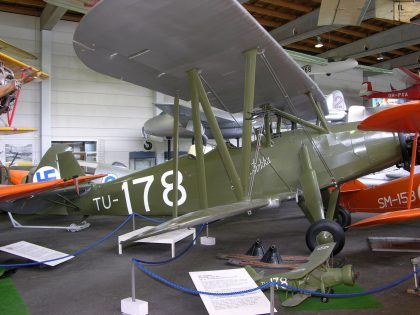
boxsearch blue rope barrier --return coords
[133,224,206,265]
[133,259,420,298]
[134,213,165,224]
[0,212,167,268]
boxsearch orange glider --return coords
[344,101,420,228]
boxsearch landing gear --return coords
[144,141,152,150]
[334,205,351,229]
[306,219,345,255]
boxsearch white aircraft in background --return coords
[142,90,348,150]
[299,58,358,76]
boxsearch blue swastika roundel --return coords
[33,166,61,183]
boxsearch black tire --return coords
[306,219,345,255]
[334,205,351,229]
[143,141,152,150]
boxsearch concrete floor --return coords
[0,201,419,315]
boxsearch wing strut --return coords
[241,48,257,194]
[188,69,245,201]
[187,71,209,209]
[172,92,180,218]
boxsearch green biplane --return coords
[245,242,356,306]
[0,0,409,255]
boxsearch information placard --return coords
[0,241,74,266]
[190,268,275,315]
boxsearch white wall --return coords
[1,12,193,167]
[0,12,41,165]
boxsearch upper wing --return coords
[73,0,327,120]
[392,67,420,87]
[0,127,37,135]
[281,242,335,280]
[358,101,420,133]
[155,103,237,125]
[0,52,49,83]
[0,174,104,203]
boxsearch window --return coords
[51,141,97,162]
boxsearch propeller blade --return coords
[358,101,420,133]
[349,208,420,228]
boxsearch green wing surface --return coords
[122,198,270,244]
[281,242,335,280]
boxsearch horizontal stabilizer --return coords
[281,242,335,280]
[358,101,420,133]
[122,198,270,244]
[349,208,420,228]
[0,174,105,203]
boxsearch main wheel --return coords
[144,141,152,150]
[334,205,351,229]
[306,219,345,255]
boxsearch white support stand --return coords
[7,212,90,232]
[200,224,216,246]
[121,262,148,315]
[118,226,196,256]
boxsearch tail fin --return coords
[325,90,347,122]
[57,151,85,180]
[30,144,84,183]
[359,81,373,96]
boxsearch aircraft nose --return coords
[341,264,356,286]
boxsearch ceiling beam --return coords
[243,3,296,20]
[270,3,375,46]
[40,3,67,30]
[374,51,420,69]
[1,0,44,7]
[0,3,40,16]
[270,9,337,45]
[255,16,282,28]
[259,0,313,13]
[318,19,420,60]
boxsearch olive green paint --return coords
[187,69,208,208]
[241,48,257,194]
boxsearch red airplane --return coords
[360,67,420,100]
[337,101,420,228]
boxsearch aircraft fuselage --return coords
[68,122,401,217]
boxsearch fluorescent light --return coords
[314,36,323,48]
[376,53,384,61]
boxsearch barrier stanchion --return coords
[121,260,148,315]
[270,285,274,315]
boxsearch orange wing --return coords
[349,208,420,228]
[0,174,105,202]
[358,100,420,133]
